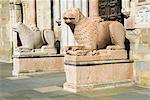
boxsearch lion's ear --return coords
[75,8,80,11]
[75,8,80,23]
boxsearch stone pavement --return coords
[0,62,150,100]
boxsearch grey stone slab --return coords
[51,90,72,96]
[33,86,63,93]
[25,91,58,98]
[79,86,146,98]
[4,96,30,100]
[0,97,7,100]
[6,76,30,80]
[137,90,150,96]
[49,94,91,100]
[0,92,13,97]
[29,97,52,100]
[0,63,13,79]
[115,92,150,100]
[90,96,117,100]
[0,72,65,92]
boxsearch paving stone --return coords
[79,86,146,98]
[33,85,63,93]
[0,92,13,97]
[30,97,53,100]
[115,92,150,100]
[49,94,91,100]
[0,63,13,78]
[52,90,72,96]
[6,76,30,80]
[0,97,7,100]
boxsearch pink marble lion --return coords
[63,8,126,50]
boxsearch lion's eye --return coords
[69,18,75,20]
[63,17,68,20]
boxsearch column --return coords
[82,0,88,17]
[9,0,14,43]
[28,0,36,27]
[14,0,22,22]
[22,0,28,25]
[89,0,99,17]
[53,0,61,40]
[74,0,82,10]
[61,0,67,53]
[67,0,75,46]
[122,0,130,16]
[36,0,51,30]
[13,0,22,50]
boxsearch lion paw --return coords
[106,45,125,50]
[15,47,32,52]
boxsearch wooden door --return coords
[99,0,124,24]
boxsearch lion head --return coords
[63,8,85,25]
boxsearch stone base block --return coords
[64,59,133,93]
[12,55,64,76]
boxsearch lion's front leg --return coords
[108,21,126,50]
[65,46,85,51]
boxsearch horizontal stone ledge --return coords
[65,59,134,66]
[13,54,64,58]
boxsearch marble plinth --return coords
[13,54,64,76]
[64,55,133,93]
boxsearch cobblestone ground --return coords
[0,62,150,100]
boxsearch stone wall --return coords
[125,0,150,87]
[0,0,12,62]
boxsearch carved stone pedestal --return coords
[63,50,134,93]
[12,53,64,76]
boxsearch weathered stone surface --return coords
[64,60,133,92]
[63,8,126,50]
[139,28,150,43]
[0,0,12,62]
[139,71,150,86]
[41,46,57,54]
[135,60,150,87]
[13,55,64,76]
[65,50,127,62]
[124,16,135,29]
[13,49,48,57]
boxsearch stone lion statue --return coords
[13,22,55,52]
[63,8,126,50]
